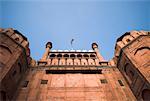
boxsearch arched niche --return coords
[12,33,23,43]
[77,54,82,58]
[116,32,130,42]
[124,63,135,84]
[122,35,134,44]
[0,91,7,101]
[64,54,69,58]
[50,54,56,58]
[0,45,12,65]
[134,47,150,55]
[134,46,150,66]
[142,89,150,101]
[83,54,89,58]
[90,54,96,58]
[18,63,22,73]
[57,54,62,58]
[70,54,75,58]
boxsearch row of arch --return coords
[47,58,100,66]
[49,53,96,58]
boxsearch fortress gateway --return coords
[0,28,150,101]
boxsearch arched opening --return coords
[116,32,130,42]
[70,54,75,58]
[0,62,5,68]
[18,63,22,73]
[134,47,150,55]
[142,89,150,101]
[0,45,12,65]
[124,63,134,84]
[50,54,56,58]
[0,91,6,101]
[126,39,131,42]
[15,37,19,41]
[90,54,96,58]
[64,54,69,58]
[0,45,12,54]
[124,64,128,73]
[57,54,62,58]
[129,70,134,80]
[134,46,150,66]
[77,54,82,58]
[83,54,89,58]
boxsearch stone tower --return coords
[0,28,31,101]
[115,31,150,100]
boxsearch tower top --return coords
[46,42,52,49]
[92,42,98,50]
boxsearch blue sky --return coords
[1,0,150,60]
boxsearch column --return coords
[41,42,52,60]
[92,42,104,61]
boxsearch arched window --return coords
[18,63,22,73]
[90,54,96,58]
[83,54,89,58]
[124,63,128,73]
[0,45,12,54]
[70,54,75,58]
[126,39,131,42]
[50,54,56,58]
[0,45,12,65]
[77,54,82,58]
[15,37,19,41]
[116,32,130,42]
[134,47,150,55]
[0,91,6,101]
[124,63,134,84]
[64,54,69,58]
[0,62,5,68]
[142,89,150,101]
[57,54,62,58]
[134,47,150,65]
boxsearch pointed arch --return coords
[134,47,150,55]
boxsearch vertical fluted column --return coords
[41,42,52,60]
[92,43,104,61]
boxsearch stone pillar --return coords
[41,42,52,60]
[92,43,104,61]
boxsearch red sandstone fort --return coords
[0,28,150,101]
